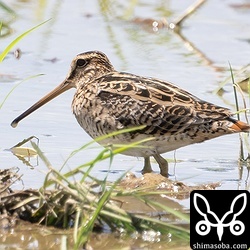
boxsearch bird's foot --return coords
[141,156,153,174]
[153,153,169,178]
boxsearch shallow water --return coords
[2,0,249,189]
[0,0,250,248]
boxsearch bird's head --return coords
[11,51,114,128]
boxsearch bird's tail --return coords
[229,119,250,132]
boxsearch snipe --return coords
[11,51,250,177]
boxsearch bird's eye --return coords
[76,59,87,67]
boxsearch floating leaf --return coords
[11,146,37,157]
[10,136,39,157]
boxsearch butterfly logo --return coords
[193,193,247,241]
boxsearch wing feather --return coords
[96,72,231,135]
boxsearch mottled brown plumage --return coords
[11,51,250,177]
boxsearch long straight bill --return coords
[11,80,72,128]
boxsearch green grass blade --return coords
[74,173,126,248]
[65,125,147,158]
[229,63,240,120]
[63,137,154,179]
[0,1,16,15]
[136,213,189,232]
[0,19,51,62]
[142,197,190,222]
[28,138,190,247]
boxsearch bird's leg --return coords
[142,157,153,174]
[153,153,169,177]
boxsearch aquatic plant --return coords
[28,129,190,249]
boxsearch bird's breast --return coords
[72,90,118,139]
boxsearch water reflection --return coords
[0,0,250,190]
